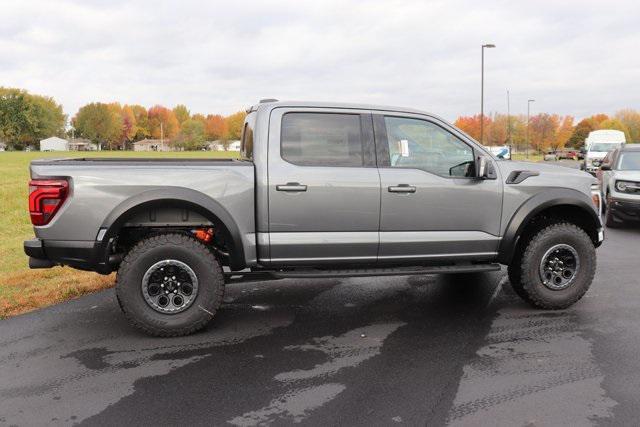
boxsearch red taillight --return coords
[28,179,69,226]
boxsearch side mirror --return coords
[476,155,496,180]
[600,163,611,171]
[477,155,487,178]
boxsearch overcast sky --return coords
[1,0,639,122]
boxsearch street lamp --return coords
[480,43,496,145]
[526,99,535,159]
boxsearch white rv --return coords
[582,130,625,173]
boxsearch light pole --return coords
[506,90,511,148]
[526,99,535,159]
[480,43,496,145]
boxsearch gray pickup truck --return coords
[25,100,604,336]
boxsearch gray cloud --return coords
[1,0,638,121]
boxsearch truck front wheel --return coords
[510,223,596,309]
[116,233,225,337]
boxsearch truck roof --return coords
[249,99,440,118]
[585,129,626,144]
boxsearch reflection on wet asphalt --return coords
[1,227,639,425]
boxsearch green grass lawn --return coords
[0,150,238,317]
[511,152,544,162]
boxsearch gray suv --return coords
[24,100,604,336]
[599,144,640,227]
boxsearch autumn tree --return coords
[204,114,227,141]
[454,114,491,142]
[120,105,137,146]
[173,104,190,125]
[599,118,631,142]
[485,114,509,146]
[614,109,640,143]
[73,102,123,149]
[567,118,595,148]
[129,105,149,140]
[225,111,247,140]
[147,105,180,140]
[528,113,560,152]
[551,116,574,151]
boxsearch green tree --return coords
[175,119,205,150]
[566,118,594,148]
[173,104,190,125]
[0,87,66,149]
[73,102,123,150]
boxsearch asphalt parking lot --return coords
[2,160,638,426]
[1,222,639,426]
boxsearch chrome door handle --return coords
[276,183,307,192]
[388,184,416,193]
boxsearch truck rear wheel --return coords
[116,233,225,337]
[512,223,596,309]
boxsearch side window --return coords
[281,113,363,167]
[384,116,475,177]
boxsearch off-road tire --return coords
[507,248,532,303]
[116,233,225,337]
[516,223,596,309]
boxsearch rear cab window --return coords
[280,112,364,167]
[240,112,256,160]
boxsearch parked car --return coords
[599,144,640,227]
[543,151,558,161]
[578,147,586,161]
[557,149,578,160]
[24,100,604,336]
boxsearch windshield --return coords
[619,152,640,170]
[590,143,621,152]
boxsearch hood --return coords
[495,160,597,191]
[613,170,640,182]
[586,152,608,160]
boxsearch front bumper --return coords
[608,198,640,222]
[24,238,114,274]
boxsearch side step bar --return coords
[224,263,500,282]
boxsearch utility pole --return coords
[480,43,496,145]
[160,122,164,150]
[526,99,535,159]
[506,90,511,148]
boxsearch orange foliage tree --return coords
[147,105,180,140]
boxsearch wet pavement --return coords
[1,226,639,426]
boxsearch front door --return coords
[374,113,503,262]
[266,108,380,265]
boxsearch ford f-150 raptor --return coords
[24,100,604,336]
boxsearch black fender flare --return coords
[95,187,246,271]
[498,188,601,265]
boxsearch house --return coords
[40,136,69,151]
[206,140,241,151]
[228,140,241,151]
[133,139,173,152]
[68,138,100,151]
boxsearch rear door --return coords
[266,108,380,265]
[374,113,503,262]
